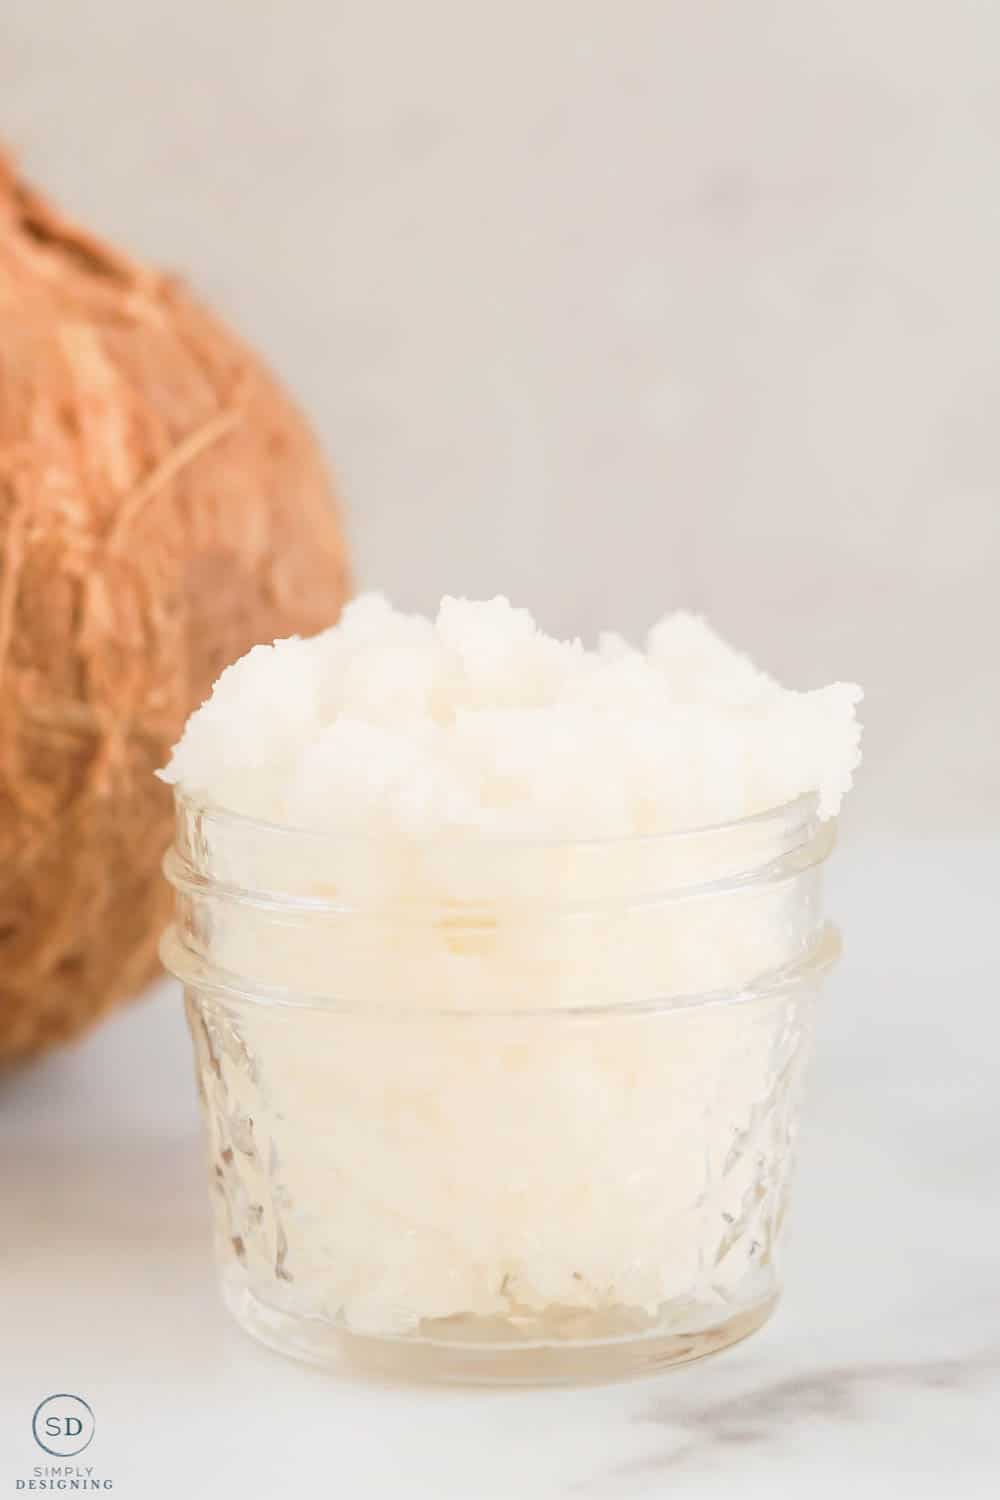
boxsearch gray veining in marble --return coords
[2,838,998,1497]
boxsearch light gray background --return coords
[4,0,998,833]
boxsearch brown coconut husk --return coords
[0,154,351,1063]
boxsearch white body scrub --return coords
[161,596,861,1380]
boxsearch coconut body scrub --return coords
[161,596,861,1382]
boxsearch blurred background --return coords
[5,0,997,836]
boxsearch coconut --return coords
[0,153,351,1063]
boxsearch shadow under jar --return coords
[161,792,839,1385]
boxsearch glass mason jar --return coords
[161,790,838,1385]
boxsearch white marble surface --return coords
[1,836,997,1497]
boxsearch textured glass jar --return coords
[161,791,838,1384]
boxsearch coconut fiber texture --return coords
[0,155,351,1063]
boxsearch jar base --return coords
[220,1275,779,1386]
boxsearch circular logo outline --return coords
[31,1394,95,1457]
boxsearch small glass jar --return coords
[161,791,838,1385]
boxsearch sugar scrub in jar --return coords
[159,595,861,1384]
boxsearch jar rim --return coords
[161,919,839,1019]
[163,789,837,1016]
[171,786,822,851]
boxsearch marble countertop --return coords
[2,836,997,1498]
